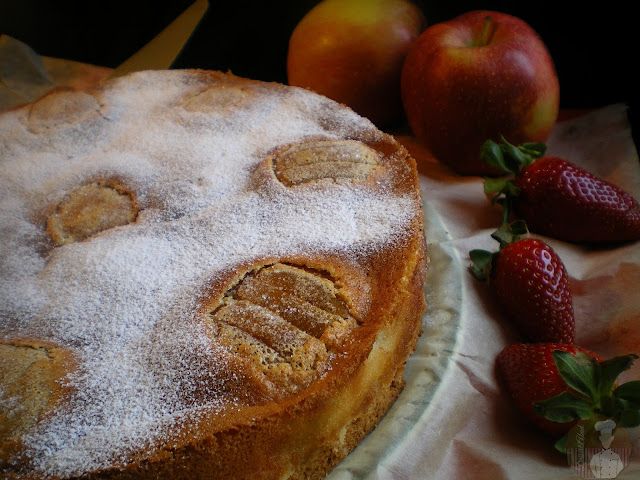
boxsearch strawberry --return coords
[481,138,640,243]
[497,343,601,437]
[470,222,575,344]
[497,343,640,451]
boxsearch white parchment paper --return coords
[333,106,640,480]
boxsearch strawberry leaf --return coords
[480,137,547,174]
[538,351,640,431]
[469,249,495,281]
[518,141,547,160]
[501,141,531,172]
[483,177,509,195]
[613,380,640,403]
[554,434,568,454]
[533,391,594,422]
[599,355,639,398]
[553,350,599,399]
[483,177,520,215]
[490,220,528,249]
[480,140,511,173]
[618,409,640,428]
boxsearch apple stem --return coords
[480,16,498,46]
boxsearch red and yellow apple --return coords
[401,10,559,175]
[287,0,426,128]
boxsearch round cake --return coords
[0,69,427,480]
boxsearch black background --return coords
[1,1,637,144]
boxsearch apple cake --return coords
[0,69,427,480]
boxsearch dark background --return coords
[1,1,637,144]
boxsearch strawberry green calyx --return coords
[480,137,546,223]
[480,137,546,175]
[468,248,496,282]
[534,350,640,452]
[489,219,528,248]
[469,220,528,281]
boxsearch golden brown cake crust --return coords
[0,340,76,477]
[0,69,427,480]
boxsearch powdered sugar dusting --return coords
[0,70,421,477]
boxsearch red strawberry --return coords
[497,343,600,437]
[470,223,575,344]
[481,138,640,243]
[497,343,639,447]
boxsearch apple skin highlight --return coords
[401,10,559,176]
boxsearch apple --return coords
[401,10,559,175]
[287,0,426,128]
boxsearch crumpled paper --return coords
[365,105,640,480]
[1,34,638,480]
[327,104,640,480]
[0,35,111,110]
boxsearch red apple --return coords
[401,10,559,175]
[287,0,426,128]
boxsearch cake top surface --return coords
[0,69,423,477]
